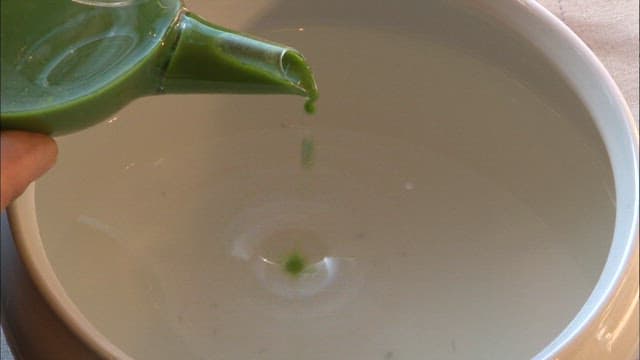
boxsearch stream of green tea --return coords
[284,50,318,175]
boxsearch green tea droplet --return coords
[301,136,315,169]
[282,51,318,114]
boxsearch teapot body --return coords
[1,0,182,134]
[0,0,317,135]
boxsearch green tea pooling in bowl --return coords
[282,251,308,277]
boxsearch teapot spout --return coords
[162,12,318,112]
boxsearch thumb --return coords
[1,131,58,210]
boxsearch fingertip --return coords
[1,131,58,209]
[32,132,58,173]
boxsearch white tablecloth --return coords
[1,1,637,358]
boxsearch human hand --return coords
[1,131,58,210]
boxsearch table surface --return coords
[1,1,637,358]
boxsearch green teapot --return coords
[0,0,318,135]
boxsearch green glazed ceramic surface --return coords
[0,0,318,135]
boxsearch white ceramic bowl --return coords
[2,0,638,359]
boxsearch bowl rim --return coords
[6,0,639,358]
[512,1,638,358]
